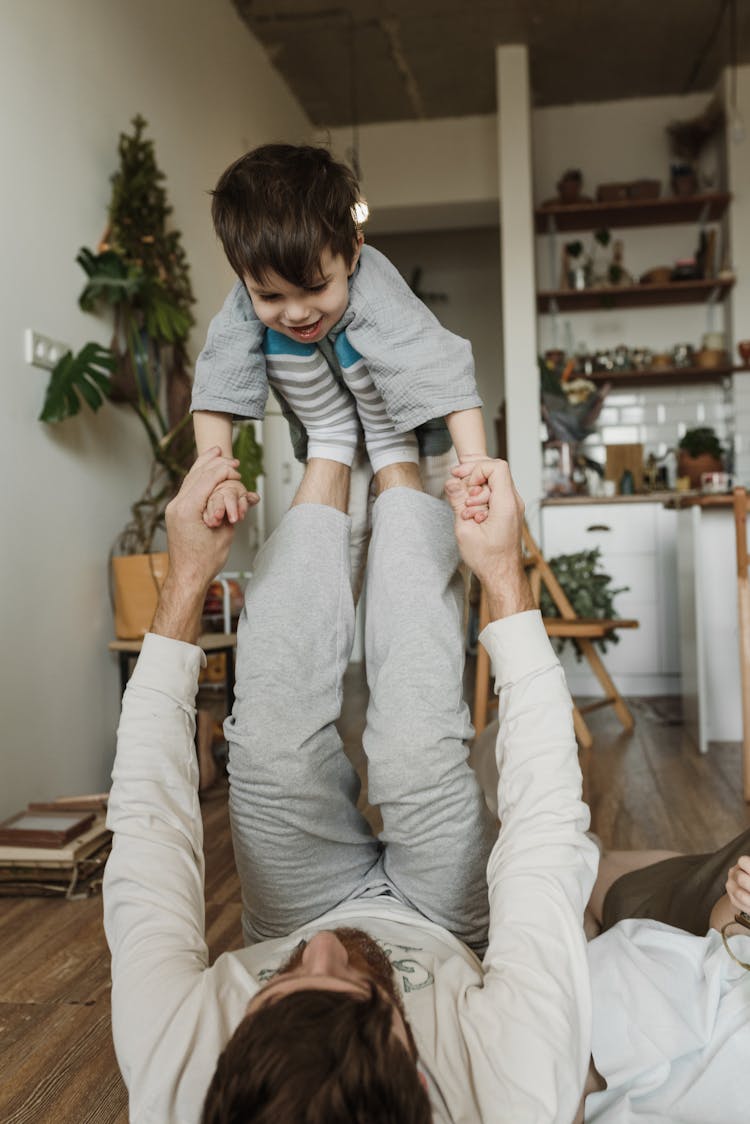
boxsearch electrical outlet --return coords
[24,328,70,371]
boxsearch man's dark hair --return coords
[201,987,432,1123]
[210,144,361,287]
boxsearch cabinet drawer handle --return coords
[586,524,611,532]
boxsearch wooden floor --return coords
[2,671,749,1123]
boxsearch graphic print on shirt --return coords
[257,937,434,992]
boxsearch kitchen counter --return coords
[544,490,748,509]
[664,492,749,510]
[543,491,682,506]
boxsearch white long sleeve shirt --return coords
[103,611,598,1123]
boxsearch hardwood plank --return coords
[0,1000,128,1124]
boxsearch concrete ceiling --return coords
[233,0,749,127]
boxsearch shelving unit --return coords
[535,191,731,234]
[588,363,743,389]
[536,190,734,388]
[538,277,733,314]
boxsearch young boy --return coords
[191,145,489,543]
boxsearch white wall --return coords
[0,0,310,819]
[325,115,498,233]
[368,229,503,439]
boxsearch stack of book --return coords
[0,795,111,899]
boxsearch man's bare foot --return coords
[291,458,351,513]
[373,461,423,495]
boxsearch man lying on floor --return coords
[103,448,598,1123]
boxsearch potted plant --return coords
[39,116,262,637]
[540,549,629,659]
[677,426,723,488]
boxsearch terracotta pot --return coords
[677,452,723,489]
[111,552,169,639]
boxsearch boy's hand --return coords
[203,478,259,528]
[451,454,491,523]
[726,855,750,916]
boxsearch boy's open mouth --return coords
[288,318,323,341]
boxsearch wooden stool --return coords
[472,523,638,750]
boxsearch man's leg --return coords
[225,460,382,944]
[362,465,496,950]
[597,825,750,936]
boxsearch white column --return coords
[723,65,750,487]
[495,44,542,527]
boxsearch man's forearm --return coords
[151,574,209,646]
[484,563,536,622]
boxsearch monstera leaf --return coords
[38,342,116,423]
[77,248,140,312]
[139,275,193,343]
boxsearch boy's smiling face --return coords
[244,239,362,345]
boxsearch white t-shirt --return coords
[104,612,598,1123]
[586,918,750,1122]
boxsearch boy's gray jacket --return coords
[191,244,482,451]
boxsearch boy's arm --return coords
[446,407,491,522]
[191,281,269,419]
[445,407,488,462]
[193,409,234,457]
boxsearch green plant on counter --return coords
[678,426,724,460]
[540,548,629,659]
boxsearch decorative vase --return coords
[111,552,169,639]
[677,452,723,490]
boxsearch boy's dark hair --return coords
[201,986,432,1124]
[210,144,362,287]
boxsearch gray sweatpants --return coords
[225,487,495,951]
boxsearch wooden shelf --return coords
[537,277,734,313]
[535,192,730,234]
[588,364,742,388]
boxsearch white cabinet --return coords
[676,504,743,751]
[541,501,680,696]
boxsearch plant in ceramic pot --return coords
[677,426,724,489]
[39,116,262,637]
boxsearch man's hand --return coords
[151,448,244,644]
[444,458,535,621]
[203,478,259,528]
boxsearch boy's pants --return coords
[225,487,496,951]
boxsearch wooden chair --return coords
[733,486,750,801]
[472,522,639,749]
